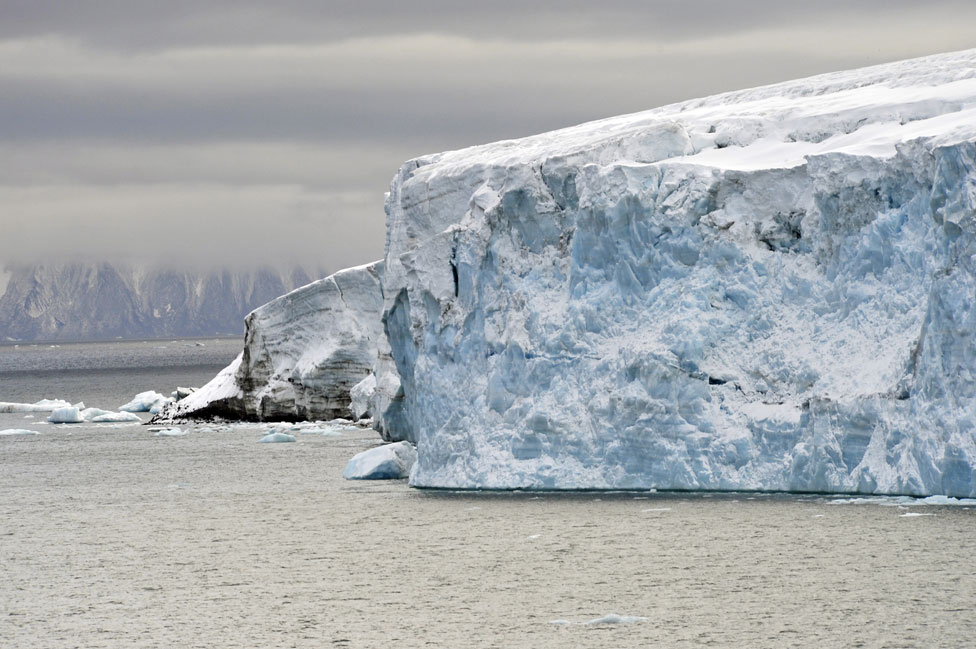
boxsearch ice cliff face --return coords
[0,262,313,341]
[382,49,976,496]
[156,262,393,423]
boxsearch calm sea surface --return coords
[1,340,974,648]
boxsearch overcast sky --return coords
[2,1,975,272]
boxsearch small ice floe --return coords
[0,399,71,413]
[119,391,170,413]
[283,421,344,436]
[900,512,935,517]
[642,508,671,512]
[80,407,113,421]
[153,427,188,437]
[91,412,142,423]
[550,614,648,626]
[343,441,416,480]
[0,429,39,436]
[47,407,84,424]
[259,431,297,443]
[812,514,825,518]
[527,534,541,539]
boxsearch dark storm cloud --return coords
[0,1,974,270]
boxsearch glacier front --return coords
[381,49,976,495]
[156,262,392,423]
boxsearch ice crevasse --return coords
[380,48,976,495]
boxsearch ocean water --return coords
[1,340,975,648]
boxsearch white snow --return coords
[47,407,84,423]
[258,431,296,443]
[0,429,38,436]
[343,441,417,480]
[379,47,976,496]
[120,391,170,413]
[0,399,71,413]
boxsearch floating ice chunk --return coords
[900,512,935,517]
[585,615,648,625]
[48,407,84,423]
[918,495,976,506]
[80,408,113,421]
[154,427,189,437]
[120,391,169,412]
[343,441,416,480]
[0,399,71,413]
[259,431,297,443]
[91,412,142,423]
[0,429,38,436]
[549,614,648,626]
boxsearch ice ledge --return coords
[383,49,976,496]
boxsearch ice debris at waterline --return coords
[0,429,39,436]
[380,48,976,495]
[343,441,417,480]
[91,412,142,423]
[152,262,403,432]
[47,407,84,424]
[0,399,71,413]
[258,431,296,443]
[153,428,189,437]
[120,391,171,413]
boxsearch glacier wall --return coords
[382,49,976,495]
[156,262,394,423]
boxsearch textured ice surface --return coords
[154,262,397,426]
[343,441,417,480]
[0,399,71,413]
[120,391,169,413]
[47,407,84,424]
[91,412,142,423]
[258,431,296,443]
[381,49,976,495]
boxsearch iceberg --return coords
[343,441,417,480]
[0,399,71,413]
[380,49,976,496]
[258,431,296,443]
[120,391,170,413]
[152,262,398,427]
[91,412,142,423]
[47,407,84,424]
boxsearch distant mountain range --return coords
[0,262,321,342]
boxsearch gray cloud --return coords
[1,2,975,271]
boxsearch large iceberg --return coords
[154,262,396,424]
[381,49,976,495]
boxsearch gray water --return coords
[1,341,974,648]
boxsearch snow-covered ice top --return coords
[382,48,976,495]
